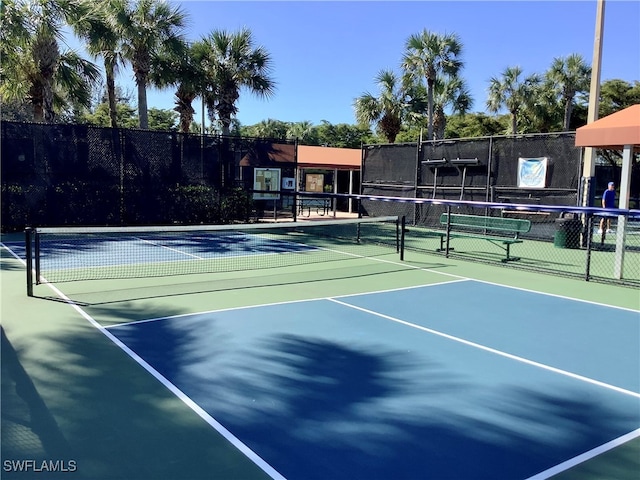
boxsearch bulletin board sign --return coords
[305,173,324,193]
[253,168,281,199]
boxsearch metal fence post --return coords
[584,214,593,281]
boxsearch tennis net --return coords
[26,216,401,293]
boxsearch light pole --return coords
[581,0,605,208]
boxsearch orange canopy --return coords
[575,104,640,150]
[297,145,361,170]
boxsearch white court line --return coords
[2,243,287,480]
[134,236,204,259]
[136,231,316,261]
[106,278,469,330]
[469,276,640,314]
[329,297,640,399]
[525,428,640,479]
[2,242,23,262]
[373,254,640,313]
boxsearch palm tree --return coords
[151,40,204,133]
[524,80,562,133]
[486,66,540,134]
[598,79,640,117]
[402,30,463,141]
[116,0,187,129]
[198,28,276,136]
[287,121,317,144]
[546,54,591,130]
[0,0,100,122]
[1,0,31,106]
[251,119,288,139]
[354,69,405,143]
[432,75,473,140]
[73,0,126,128]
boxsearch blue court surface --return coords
[105,280,640,480]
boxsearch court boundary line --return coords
[134,236,205,259]
[467,276,640,314]
[105,279,470,329]
[333,251,639,313]
[328,297,640,399]
[394,258,640,313]
[1,243,287,480]
[524,428,640,479]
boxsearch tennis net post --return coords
[25,227,33,297]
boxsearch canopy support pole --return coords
[613,144,633,279]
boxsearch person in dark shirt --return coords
[598,181,616,234]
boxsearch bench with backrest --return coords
[438,213,532,262]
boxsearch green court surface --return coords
[1,230,638,479]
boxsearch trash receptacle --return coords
[554,212,582,249]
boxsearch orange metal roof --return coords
[297,145,361,170]
[575,104,640,150]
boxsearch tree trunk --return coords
[134,54,150,129]
[42,76,56,123]
[106,65,118,129]
[427,78,435,140]
[30,82,44,122]
[220,116,231,136]
[137,81,148,129]
[563,100,573,131]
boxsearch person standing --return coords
[598,181,616,234]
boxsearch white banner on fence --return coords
[518,157,548,188]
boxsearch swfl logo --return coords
[3,459,77,472]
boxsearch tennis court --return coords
[2,217,639,480]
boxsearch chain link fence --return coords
[361,133,639,216]
[360,134,639,288]
[354,193,639,288]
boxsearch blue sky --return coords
[70,1,640,127]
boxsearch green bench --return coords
[438,213,532,262]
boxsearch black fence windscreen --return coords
[363,133,589,210]
[361,132,640,227]
[362,143,418,187]
[1,121,296,230]
[490,134,581,206]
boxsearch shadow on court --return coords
[108,315,639,480]
[226,337,637,479]
[1,325,273,480]
[1,328,73,479]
